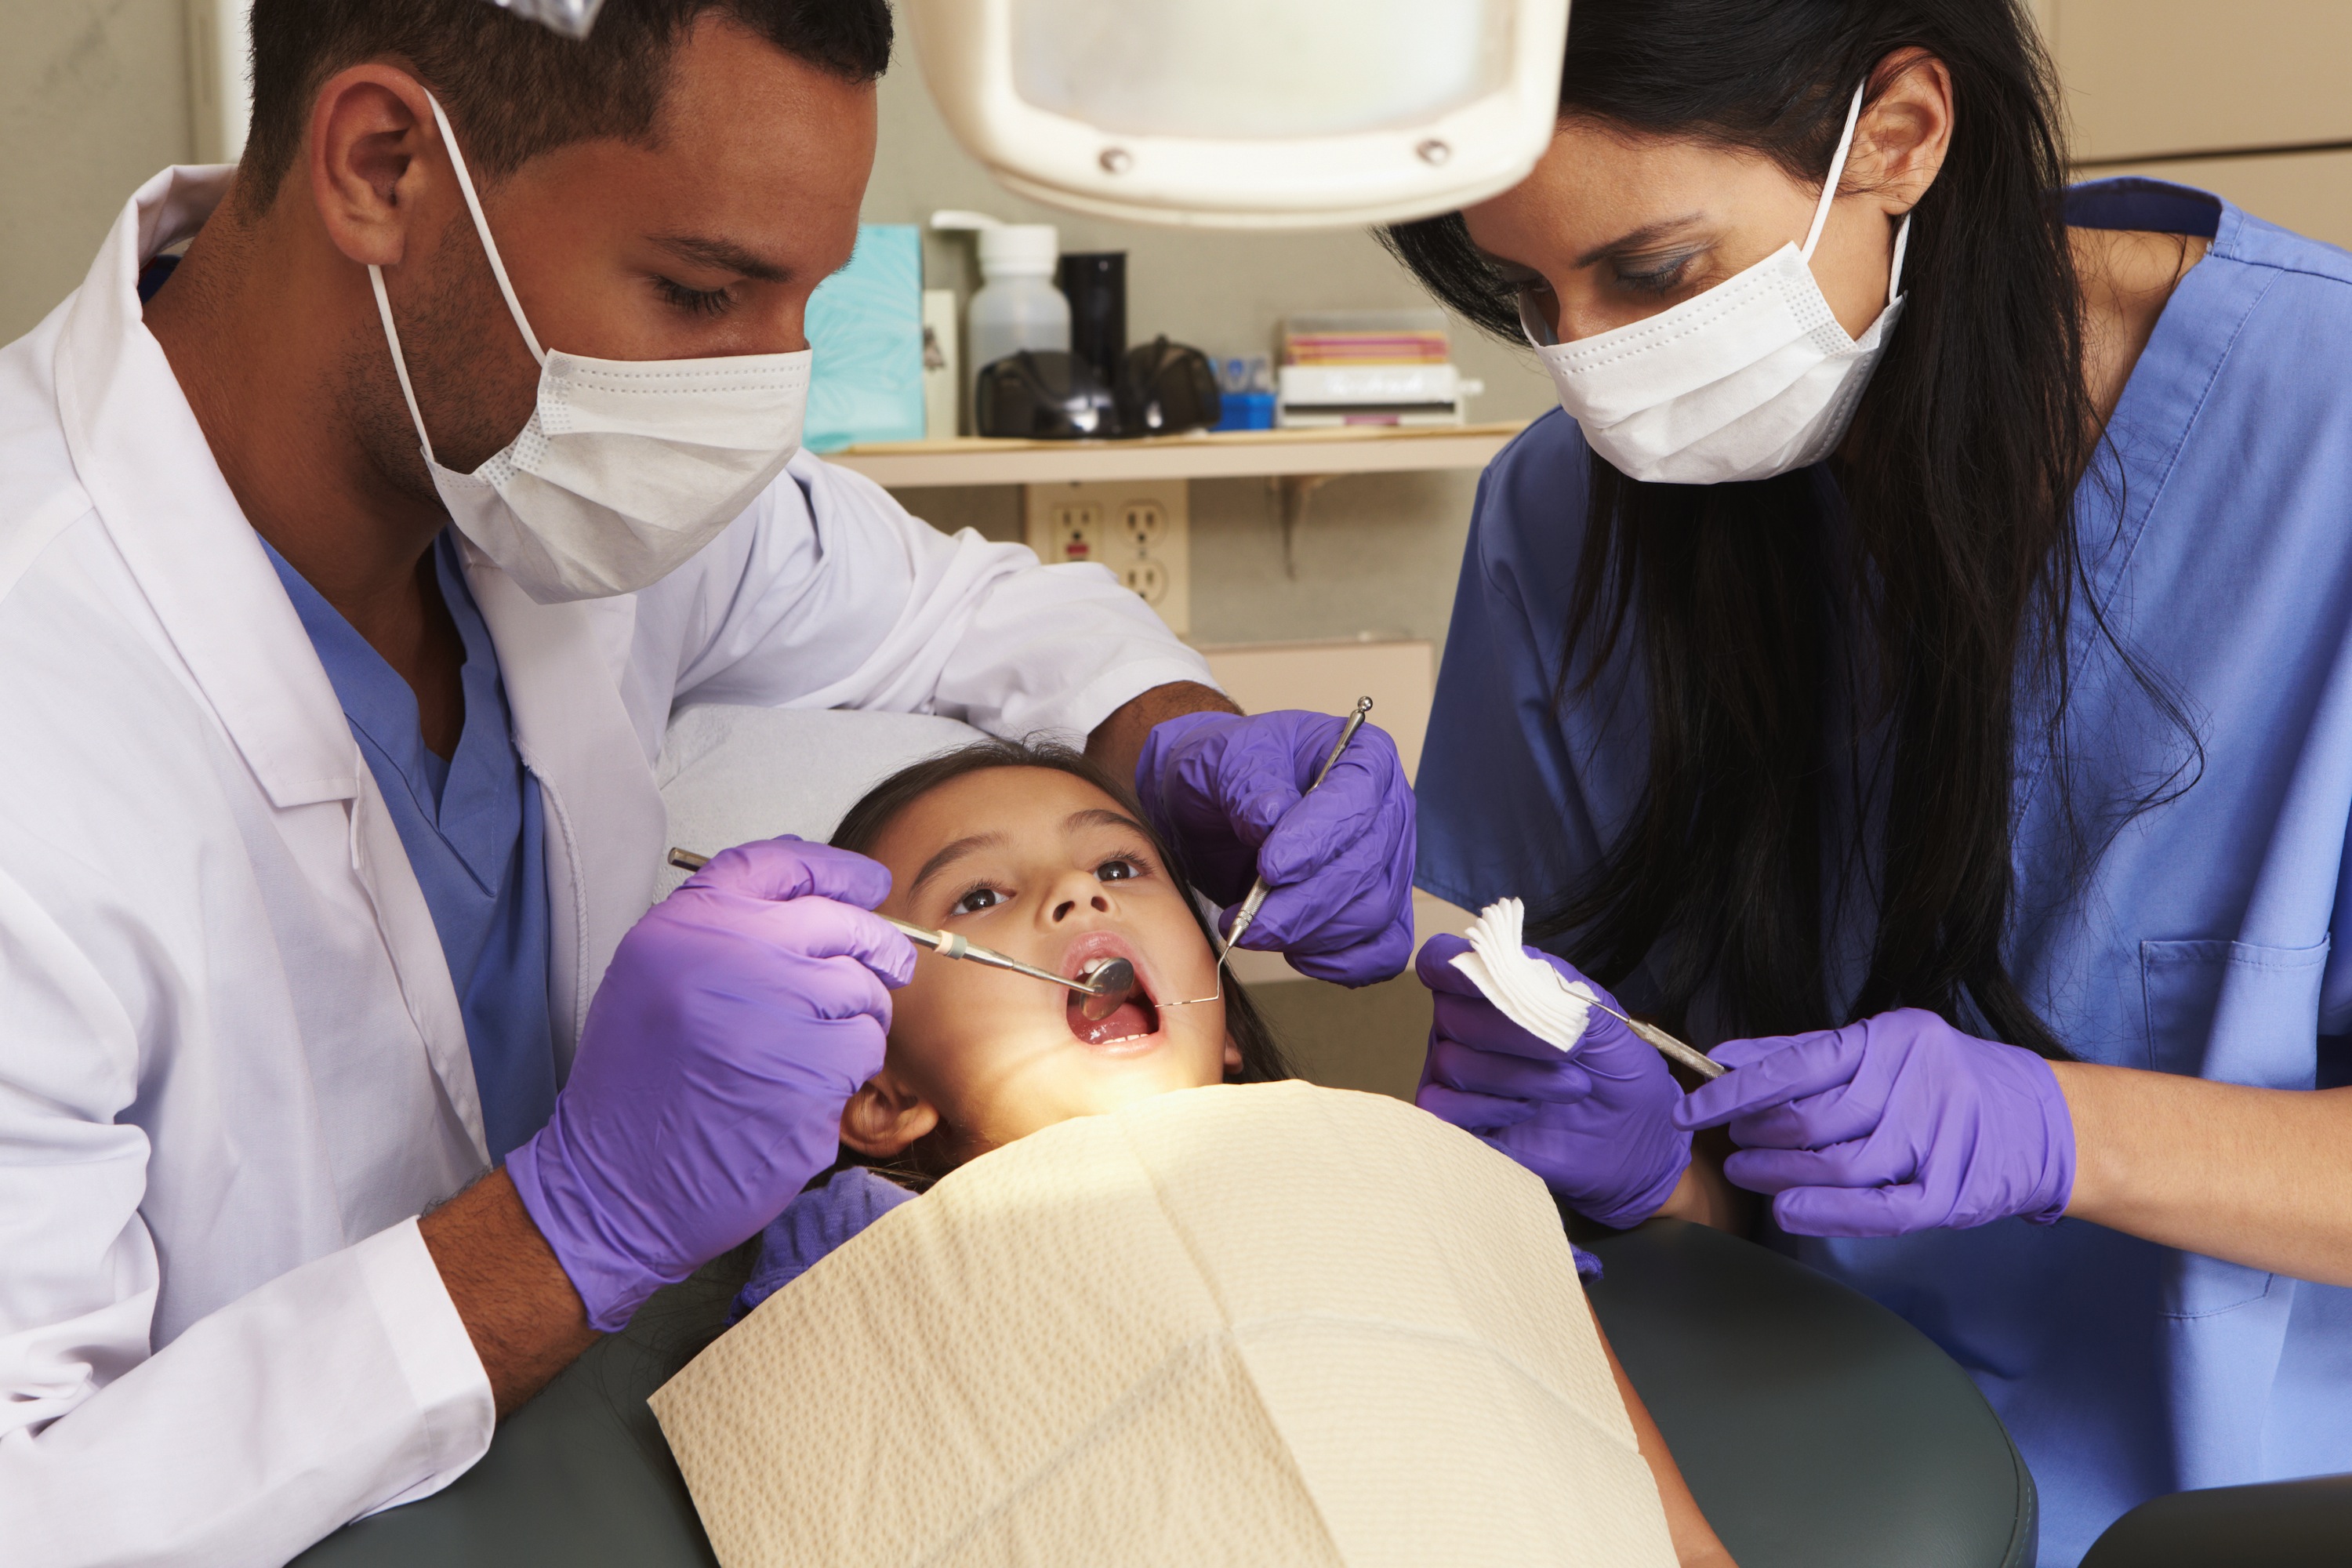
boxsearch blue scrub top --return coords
[1417,180,2352,1566]
[263,532,558,1163]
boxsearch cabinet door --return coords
[2053,0,2352,163]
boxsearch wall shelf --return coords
[823,421,1528,488]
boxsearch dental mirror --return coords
[1076,957,1138,1021]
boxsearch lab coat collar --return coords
[52,165,361,808]
[53,166,665,1065]
[460,541,663,1058]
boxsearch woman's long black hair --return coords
[1387,0,2190,1054]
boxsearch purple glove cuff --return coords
[506,1126,662,1334]
[1577,1135,1693,1231]
[2022,1054,2077,1225]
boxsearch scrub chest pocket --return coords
[2140,937,2329,1318]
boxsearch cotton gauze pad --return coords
[1451,897,1602,1055]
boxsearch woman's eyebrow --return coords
[1573,214,1707,269]
[910,831,1008,895]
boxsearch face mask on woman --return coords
[369,94,813,604]
[1521,83,1910,486]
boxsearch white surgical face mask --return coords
[370,94,812,603]
[1522,84,1910,486]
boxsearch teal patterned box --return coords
[804,223,925,452]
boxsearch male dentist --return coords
[0,2,1415,1561]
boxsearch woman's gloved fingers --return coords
[1428,987,1586,1062]
[1415,1081,1542,1133]
[1719,1083,1885,1149]
[1769,1181,1953,1237]
[1416,934,1485,995]
[1722,1137,1909,1195]
[684,835,893,910]
[1425,1032,1595,1102]
[1673,1028,1868,1130]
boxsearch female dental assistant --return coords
[1394,2,2352,1562]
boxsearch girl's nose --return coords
[1054,879,1115,926]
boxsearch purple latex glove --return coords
[1134,710,1415,985]
[1672,1007,2075,1237]
[506,838,915,1330]
[1414,935,1690,1229]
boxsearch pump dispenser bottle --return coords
[931,210,1070,409]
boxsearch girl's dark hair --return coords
[1385,1,2193,1054]
[826,737,1290,1184]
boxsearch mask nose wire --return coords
[1799,82,1870,263]
[423,91,549,368]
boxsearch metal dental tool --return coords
[1584,999,1726,1082]
[665,848,1139,1022]
[1217,695,1375,968]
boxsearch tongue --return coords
[1070,994,1155,1045]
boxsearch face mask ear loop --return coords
[423,92,549,368]
[369,264,440,468]
[1887,212,1914,296]
[1800,83,1870,263]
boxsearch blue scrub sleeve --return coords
[1414,415,1632,923]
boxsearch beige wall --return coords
[859,60,1555,651]
[0,0,194,343]
[2047,0,2352,249]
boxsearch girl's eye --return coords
[1095,858,1142,884]
[951,886,1006,916]
[655,277,736,318]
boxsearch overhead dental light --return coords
[905,0,1573,230]
[430,0,1570,229]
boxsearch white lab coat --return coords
[0,167,1215,1567]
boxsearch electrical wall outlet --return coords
[1024,480,1190,633]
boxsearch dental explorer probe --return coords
[1217,696,1376,968]
[1581,998,1726,1081]
[665,848,1138,1022]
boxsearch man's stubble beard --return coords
[341,212,541,506]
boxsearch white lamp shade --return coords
[909,0,1572,230]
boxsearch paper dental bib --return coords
[650,1081,1674,1567]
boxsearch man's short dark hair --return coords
[242,0,892,209]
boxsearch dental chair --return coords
[2078,1472,2352,1567]
[293,1214,2037,1568]
[292,710,2040,1567]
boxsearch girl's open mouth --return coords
[1068,975,1160,1047]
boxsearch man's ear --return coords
[840,1068,941,1158]
[306,64,445,269]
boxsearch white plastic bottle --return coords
[932,211,1070,408]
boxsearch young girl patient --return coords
[730,738,1733,1568]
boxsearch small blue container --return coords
[1214,390,1277,430]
